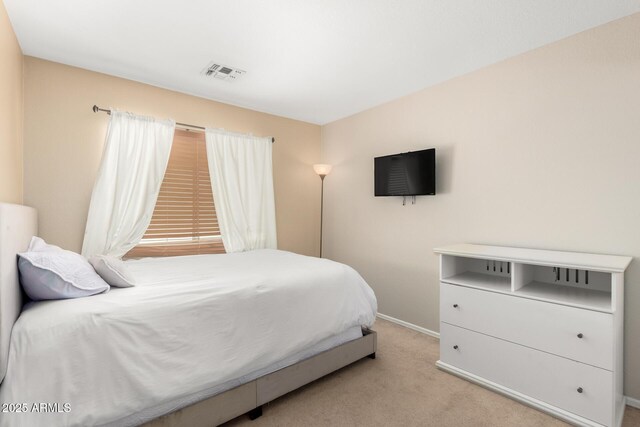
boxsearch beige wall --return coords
[322,14,640,398]
[23,57,322,256]
[0,0,23,204]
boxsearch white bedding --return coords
[113,325,363,427]
[0,250,377,427]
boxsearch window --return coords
[126,130,225,257]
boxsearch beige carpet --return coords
[223,319,640,427]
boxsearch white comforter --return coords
[0,250,377,426]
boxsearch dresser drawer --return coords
[440,323,613,426]
[440,283,613,369]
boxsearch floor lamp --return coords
[313,164,332,258]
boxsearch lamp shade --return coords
[313,164,332,177]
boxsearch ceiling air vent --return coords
[202,62,246,82]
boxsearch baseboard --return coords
[627,396,640,409]
[376,313,440,339]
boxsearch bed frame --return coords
[0,202,377,427]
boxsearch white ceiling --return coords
[5,1,640,124]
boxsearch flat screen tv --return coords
[374,148,436,196]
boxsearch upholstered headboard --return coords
[0,203,37,383]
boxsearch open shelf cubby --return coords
[512,263,612,312]
[440,254,511,293]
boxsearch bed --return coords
[0,203,378,426]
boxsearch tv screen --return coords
[374,148,435,196]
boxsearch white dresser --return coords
[434,244,631,427]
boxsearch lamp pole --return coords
[313,164,332,258]
[319,174,326,258]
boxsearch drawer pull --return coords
[453,304,459,308]
[577,387,583,394]
[577,333,583,339]
[453,345,459,350]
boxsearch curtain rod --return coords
[92,105,275,143]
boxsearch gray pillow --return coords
[18,237,110,301]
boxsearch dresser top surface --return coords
[434,243,632,273]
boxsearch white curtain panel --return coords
[205,129,277,252]
[82,111,175,258]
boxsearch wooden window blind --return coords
[126,130,226,258]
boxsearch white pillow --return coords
[89,255,135,288]
[27,235,61,252]
[18,236,110,301]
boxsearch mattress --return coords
[0,250,377,427]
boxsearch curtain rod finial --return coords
[92,105,99,113]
